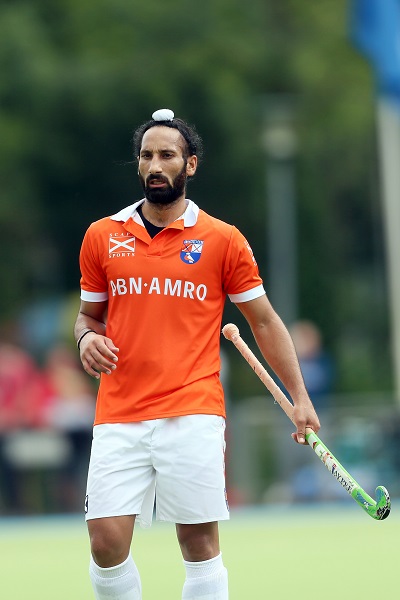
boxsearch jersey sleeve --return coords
[223,226,265,303]
[79,224,109,302]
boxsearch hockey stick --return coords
[222,323,390,520]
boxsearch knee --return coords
[177,523,220,562]
[89,528,123,567]
[88,518,133,567]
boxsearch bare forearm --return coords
[74,311,106,343]
[74,300,118,379]
[237,296,307,403]
[74,297,108,344]
[236,295,320,443]
[251,314,308,404]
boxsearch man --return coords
[74,108,320,600]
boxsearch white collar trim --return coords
[110,199,199,227]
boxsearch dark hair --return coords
[132,116,203,162]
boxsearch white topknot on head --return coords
[152,108,174,122]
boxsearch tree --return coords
[0,0,391,392]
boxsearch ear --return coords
[186,155,198,177]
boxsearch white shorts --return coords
[85,415,230,528]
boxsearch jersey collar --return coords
[110,199,199,227]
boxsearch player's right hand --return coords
[79,333,119,379]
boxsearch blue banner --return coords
[350,0,400,106]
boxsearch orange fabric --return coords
[79,206,264,424]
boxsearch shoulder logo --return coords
[244,239,257,266]
[109,233,135,258]
[180,239,204,264]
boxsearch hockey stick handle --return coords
[221,323,298,425]
[222,323,391,520]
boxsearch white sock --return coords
[182,553,229,599]
[89,554,142,600]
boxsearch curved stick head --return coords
[374,486,391,520]
[356,485,391,520]
[222,323,240,341]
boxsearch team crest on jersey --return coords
[180,239,204,264]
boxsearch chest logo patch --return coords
[109,234,136,257]
[180,239,204,264]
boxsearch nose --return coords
[148,156,163,174]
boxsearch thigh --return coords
[85,423,155,522]
[154,415,230,524]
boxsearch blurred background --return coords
[1,0,400,515]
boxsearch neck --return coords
[141,197,187,227]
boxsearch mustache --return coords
[146,174,170,185]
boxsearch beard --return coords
[139,164,187,205]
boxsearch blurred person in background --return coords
[0,337,96,514]
[43,343,96,511]
[0,342,48,512]
[289,320,335,413]
[288,320,335,503]
[74,108,320,600]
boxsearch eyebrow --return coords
[140,147,179,155]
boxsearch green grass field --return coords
[1,503,398,599]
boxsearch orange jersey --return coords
[79,200,265,424]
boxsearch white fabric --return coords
[182,554,229,599]
[80,290,109,302]
[109,199,199,227]
[85,415,230,528]
[152,108,174,121]
[228,284,265,303]
[89,555,142,600]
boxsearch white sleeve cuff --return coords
[80,289,109,302]
[228,284,265,303]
